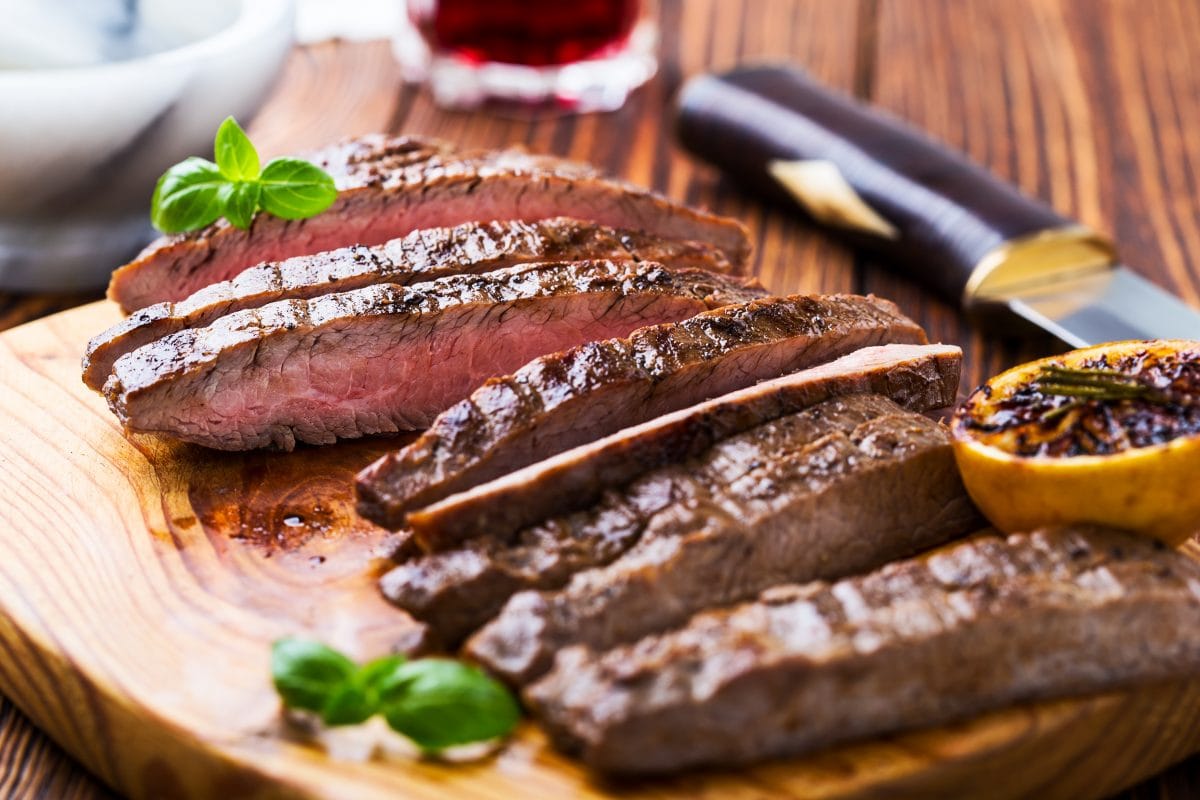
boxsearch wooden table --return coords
[2,1,1199,796]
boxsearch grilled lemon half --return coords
[951,339,1200,546]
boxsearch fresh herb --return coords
[378,659,522,751]
[151,117,337,234]
[270,638,520,752]
[1033,364,1170,405]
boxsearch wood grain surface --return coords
[0,0,1198,796]
[7,277,1200,800]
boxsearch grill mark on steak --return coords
[465,398,981,683]
[107,135,753,312]
[103,261,764,451]
[357,294,928,535]
[380,345,962,644]
[84,218,734,391]
[405,343,961,552]
[526,528,1200,775]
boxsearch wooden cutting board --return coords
[2,300,1200,800]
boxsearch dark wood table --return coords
[3,1,1199,796]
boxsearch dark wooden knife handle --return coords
[675,65,1080,305]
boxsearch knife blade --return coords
[674,65,1200,346]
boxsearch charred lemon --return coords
[951,339,1200,546]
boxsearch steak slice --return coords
[357,294,928,535]
[526,528,1200,775]
[104,261,763,451]
[465,398,980,685]
[381,344,962,644]
[84,218,734,390]
[108,135,753,312]
[406,342,960,548]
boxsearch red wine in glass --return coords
[415,0,640,67]
[398,0,657,111]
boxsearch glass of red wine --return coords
[396,0,657,112]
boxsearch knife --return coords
[674,65,1200,346]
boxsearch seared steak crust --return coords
[381,344,963,644]
[84,218,734,390]
[108,136,753,312]
[465,398,980,682]
[358,294,928,535]
[104,261,763,451]
[406,343,960,549]
[526,528,1200,775]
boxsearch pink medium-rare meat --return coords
[357,294,929,536]
[103,261,765,451]
[107,136,753,312]
[83,218,733,390]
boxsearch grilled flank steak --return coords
[381,344,964,646]
[108,136,752,312]
[103,261,764,450]
[357,294,928,534]
[84,218,735,391]
[526,527,1200,774]
[465,396,980,682]
[404,342,962,550]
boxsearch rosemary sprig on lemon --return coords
[951,339,1200,546]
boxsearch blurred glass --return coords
[395,0,657,112]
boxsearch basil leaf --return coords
[359,654,406,691]
[320,681,375,726]
[219,181,262,230]
[320,654,406,726]
[213,116,260,181]
[271,638,358,714]
[379,659,520,751]
[259,158,339,220]
[150,157,226,234]
[150,122,337,233]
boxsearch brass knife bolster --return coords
[679,67,1200,342]
[677,69,1122,309]
[764,156,1116,311]
[962,226,1119,311]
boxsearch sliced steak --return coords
[108,136,752,312]
[406,342,960,547]
[527,528,1200,775]
[358,294,928,535]
[381,344,962,644]
[104,261,763,451]
[465,398,980,684]
[84,218,733,390]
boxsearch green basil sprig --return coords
[150,117,337,234]
[271,638,520,752]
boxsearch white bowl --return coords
[0,0,294,291]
